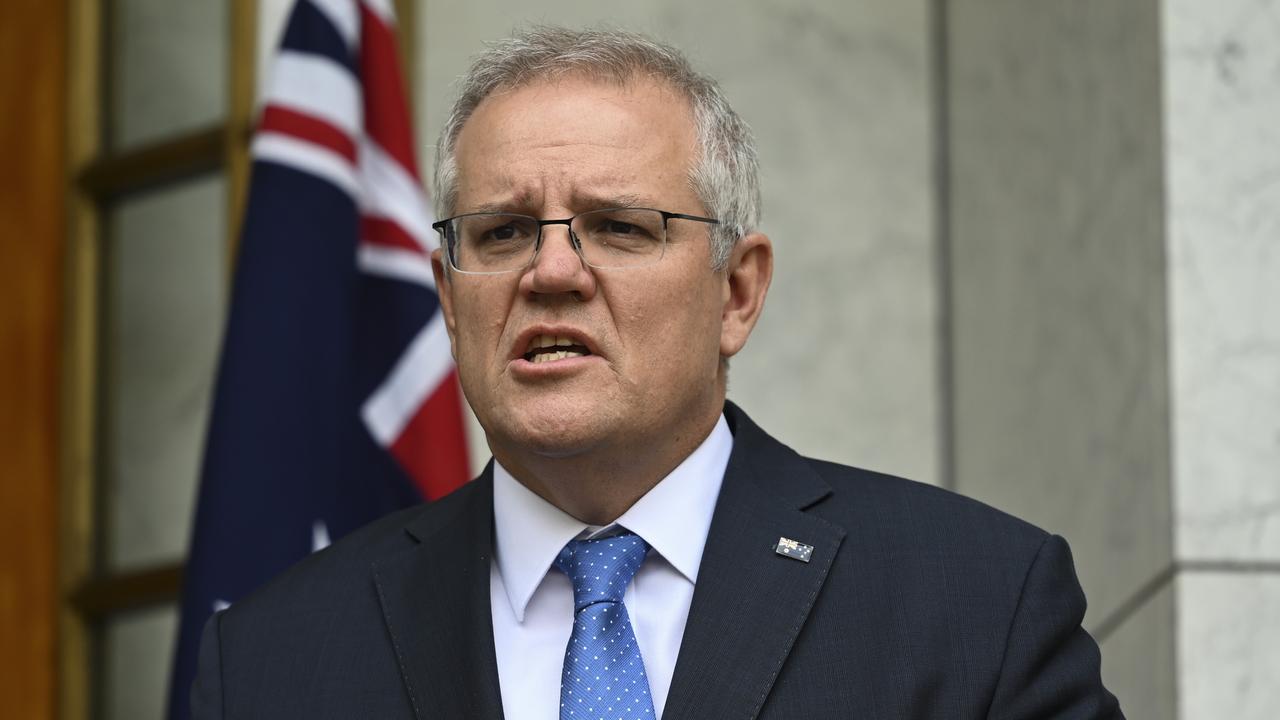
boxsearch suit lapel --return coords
[372,468,505,720]
[663,405,846,720]
[368,406,842,720]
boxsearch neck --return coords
[492,408,722,525]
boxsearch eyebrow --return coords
[467,201,521,214]
[571,192,646,211]
[465,192,650,216]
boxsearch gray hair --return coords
[432,26,760,269]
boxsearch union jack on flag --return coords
[168,1,469,717]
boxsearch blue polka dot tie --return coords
[554,532,656,720]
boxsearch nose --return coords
[520,224,598,301]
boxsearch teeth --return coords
[530,349,585,364]
[527,334,585,353]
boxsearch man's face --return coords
[435,75,733,471]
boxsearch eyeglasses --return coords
[432,207,719,275]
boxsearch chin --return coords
[484,399,617,460]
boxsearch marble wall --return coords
[945,0,1280,716]
[1164,0,1280,714]
[944,0,1174,690]
[1178,573,1280,717]
[112,0,227,150]
[106,176,227,572]
[1097,578,1177,720]
[416,0,943,486]
[1164,0,1280,565]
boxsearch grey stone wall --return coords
[1164,0,1280,714]
[941,1,1176,715]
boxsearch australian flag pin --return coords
[774,537,814,563]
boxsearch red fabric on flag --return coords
[361,216,425,253]
[259,105,358,164]
[390,370,471,500]
[357,0,469,494]
[170,3,471,718]
[359,3,420,177]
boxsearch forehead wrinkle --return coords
[462,165,656,216]
[458,178,544,215]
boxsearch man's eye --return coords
[487,224,518,240]
[588,215,657,238]
[605,220,639,235]
[475,222,527,244]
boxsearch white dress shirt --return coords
[490,415,733,720]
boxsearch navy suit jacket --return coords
[192,403,1123,718]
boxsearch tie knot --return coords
[554,532,649,610]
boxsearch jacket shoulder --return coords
[806,458,1050,548]
[201,479,489,716]
[224,477,485,621]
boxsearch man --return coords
[193,27,1122,719]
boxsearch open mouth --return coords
[522,334,592,364]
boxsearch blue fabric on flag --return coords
[166,3,461,716]
[166,163,422,718]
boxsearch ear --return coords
[720,231,773,358]
[431,248,460,358]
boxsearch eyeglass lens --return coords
[449,208,667,273]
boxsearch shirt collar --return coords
[492,414,733,621]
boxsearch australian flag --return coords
[167,1,470,717]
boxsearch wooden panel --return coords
[0,1,67,718]
[226,0,257,265]
[61,0,104,716]
[70,564,183,620]
[77,125,226,199]
[395,0,417,107]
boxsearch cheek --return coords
[620,275,722,370]
[450,293,509,373]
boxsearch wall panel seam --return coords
[928,0,956,492]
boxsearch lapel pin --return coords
[774,537,814,563]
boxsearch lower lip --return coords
[509,354,602,377]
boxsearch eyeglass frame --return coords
[431,207,720,275]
